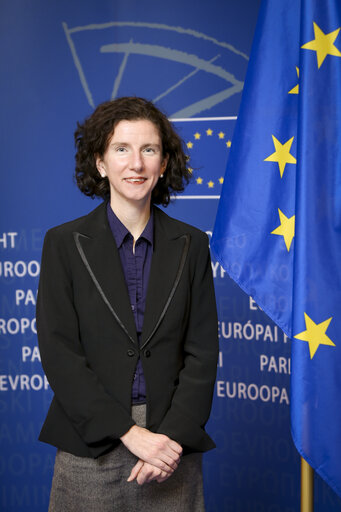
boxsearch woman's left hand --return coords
[120,425,182,472]
[127,459,174,485]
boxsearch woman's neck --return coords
[110,197,151,242]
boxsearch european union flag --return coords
[211,0,341,498]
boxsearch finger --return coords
[149,449,179,471]
[137,466,155,486]
[156,434,182,457]
[149,457,176,474]
[156,471,171,483]
[169,440,183,455]
[137,462,167,485]
[127,459,144,482]
[156,451,180,471]
[159,443,182,465]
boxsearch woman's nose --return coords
[129,151,143,171]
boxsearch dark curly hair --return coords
[74,97,191,206]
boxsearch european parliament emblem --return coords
[62,20,247,117]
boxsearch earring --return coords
[160,174,164,178]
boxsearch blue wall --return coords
[1,1,341,510]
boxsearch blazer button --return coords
[127,349,135,357]
[144,349,151,358]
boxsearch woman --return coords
[37,97,218,511]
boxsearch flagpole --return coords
[301,457,314,512]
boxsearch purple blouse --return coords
[107,203,154,404]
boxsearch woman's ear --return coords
[95,154,106,178]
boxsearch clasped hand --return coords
[120,425,182,485]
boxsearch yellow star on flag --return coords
[218,131,225,139]
[288,67,299,94]
[194,132,201,140]
[264,135,297,178]
[187,141,193,149]
[187,167,193,174]
[196,177,203,184]
[294,313,335,359]
[271,208,295,251]
[208,181,214,188]
[219,177,224,184]
[301,22,341,68]
[226,140,232,148]
[206,129,213,136]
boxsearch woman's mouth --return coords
[124,177,147,184]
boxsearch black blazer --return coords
[36,202,218,458]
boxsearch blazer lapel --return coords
[72,202,190,349]
[141,210,190,349]
[73,204,137,345]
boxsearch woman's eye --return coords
[116,147,127,153]
[144,147,155,154]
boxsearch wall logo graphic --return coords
[173,119,235,198]
[63,21,248,117]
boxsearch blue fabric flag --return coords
[211,0,341,497]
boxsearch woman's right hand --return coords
[127,459,172,485]
[120,425,182,474]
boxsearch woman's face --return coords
[96,119,168,208]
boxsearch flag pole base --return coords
[301,457,314,512]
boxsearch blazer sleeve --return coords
[36,228,135,453]
[156,232,219,451]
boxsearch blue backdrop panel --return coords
[1,1,341,510]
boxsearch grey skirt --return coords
[48,405,205,512]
